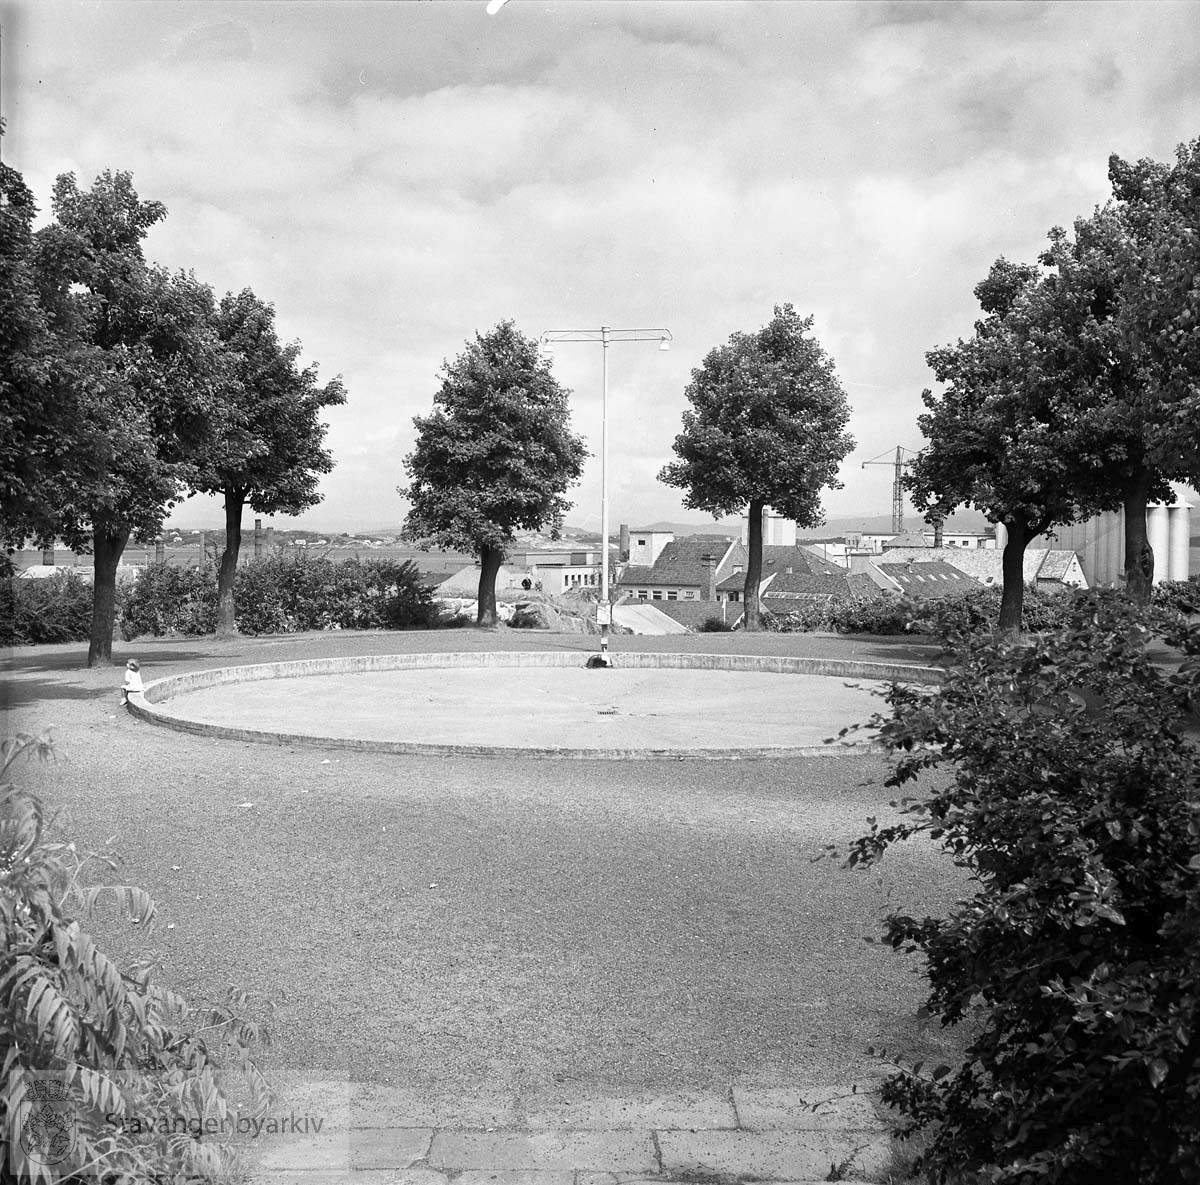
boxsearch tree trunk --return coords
[742,498,765,632]
[476,544,503,627]
[87,521,131,667]
[1122,474,1154,604]
[997,519,1028,639]
[216,487,245,638]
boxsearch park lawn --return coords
[6,629,966,1102]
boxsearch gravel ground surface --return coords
[2,627,964,1104]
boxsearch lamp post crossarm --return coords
[541,328,673,345]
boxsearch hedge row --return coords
[0,553,439,645]
[0,569,95,645]
[120,554,438,637]
[5,561,1196,646]
[765,580,1200,636]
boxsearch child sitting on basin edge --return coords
[121,659,144,707]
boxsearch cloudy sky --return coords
[4,0,1200,532]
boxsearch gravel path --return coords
[2,627,961,1104]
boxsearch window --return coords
[652,590,663,600]
[667,590,678,600]
[637,590,648,600]
[682,590,697,600]
[636,538,646,546]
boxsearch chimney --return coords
[702,553,717,601]
[848,551,873,575]
[619,523,630,562]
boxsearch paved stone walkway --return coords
[248,1081,893,1184]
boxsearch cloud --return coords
[7,0,1200,530]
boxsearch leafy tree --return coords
[0,142,56,545]
[400,321,587,626]
[913,140,1200,620]
[190,289,346,637]
[909,256,1135,635]
[840,597,1200,1183]
[1105,138,1200,598]
[658,304,854,631]
[27,171,227,666]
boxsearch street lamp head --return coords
[541,339,555,357]
[659,335,671,352]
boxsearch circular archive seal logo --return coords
[20,1078,78,1167]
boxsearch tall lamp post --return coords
[540,326,672,660]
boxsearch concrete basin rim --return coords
[131,650,940,760]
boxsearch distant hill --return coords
[636,520,742,537]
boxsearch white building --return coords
[740,509,797,547]
[1008,489,1193,586]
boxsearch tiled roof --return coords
[1033,551,1076,581]
[617,564,658,586]
[616,536,744,588]
[875,559,981,598]
[759,544,846,577]
[882,546,1082,586]
[762,570,857,599]
[846,572,885,599]
[882,530,932,549]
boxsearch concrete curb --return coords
[245,1082,894,1184]
[129,651,942,761]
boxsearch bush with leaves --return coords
[826,595,917,636]
[839,594,1200,1183]
[762,601,835,633]
[1,735,279,1185]
[765,585,1087,638]
[1154,578,1200,617]
[119,554,437,638]
[119,562,217,640]
[908,584,1079,640]
[1,571,96,646]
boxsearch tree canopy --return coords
[400,320,587,626]
[27,171,229,664]
[909,252,1139,634]
[911,138,1200,628]
[658,304,854,631]
[191,289,346,637]
[0,152,56,548]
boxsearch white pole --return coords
[600,326,610,654]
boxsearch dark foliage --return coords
[838,594,1200,1183]
[119,553,437,638]
[1,571,97,646]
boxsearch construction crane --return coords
[861,446,919,535]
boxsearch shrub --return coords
[827,594,916,636]
[765,585,1089,639]
[1154,578,1200,616]
[1,735,279,1184]
[763,601,834,632]
[1,570,95,646]
[119,554,438,638]
[119,562,216,639]
[698,615,735,632]
[838,595,1200,1183]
